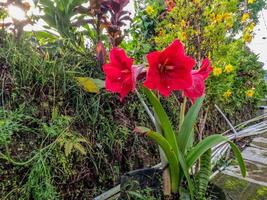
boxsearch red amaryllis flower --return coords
[165,0,176,12]
[184,58,213,103]
[103,48,135,100]
[144,39,195,97]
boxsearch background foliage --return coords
[0,0,266,199]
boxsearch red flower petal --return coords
[194,58,213,80]
[103,48,135,100]
[109,48,133,70]
[103,64,123,79]
[184,58,213,103]
[144,39,195,97]
[143,52,161,90]
[105,78,122,93]
[184,75,205,103]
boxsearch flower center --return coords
[158,58,175,73]
[121,69,130,74]
[159,64,175,73]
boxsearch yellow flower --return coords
[223,89,232,98]
[247,22,255,32]
[145,5,155,16]
[243,33,252,43]
[242,13,250,23]
[216,14,223,23]
[210,13,216,21]
[181,32,187,40]
[181,20,187,28]
[246,88,255,97]
[248,0,256,4]
[213,67,222,76]
[193,0,200,4]
[224,64,234,73]
[223,13,232,20]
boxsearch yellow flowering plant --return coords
[125,0,267,136]
[146,0,267,130]
[145,5,156,16]
[242,13,250,23]
[213,67,223,76]
[246,88,255,97]
[248,0,256,4]
[224,64,234,73]
[223,89,232,98]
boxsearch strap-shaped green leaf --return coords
[178,96,205,154]
[143,88,179,158]
[177,148,195,199]
[146,131,180,193]
[187,135,247,177]
[227,140,247,177]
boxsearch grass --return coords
[0,32,159,199]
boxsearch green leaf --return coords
[228,140,247,177]
[76,77,104,93]
[195,149,212,200]
[146,131,180,193]
[93,78,105,89]
[187,135,246,177]
[143,88,179,157]
[178,96,205,154]
[127,191,145,199]
[75,138,88,143]
[177,148,195,199]
[35,31,58,42]
[134,126,151,134]
[73,143,86,155]
[64,141,73,156]
[180,187,191,200]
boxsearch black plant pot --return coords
[119,167,226,200]
[119,167,163,199]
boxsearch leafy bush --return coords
[0,33,159,199]
[0,0,266,199]
[125,0,267,135]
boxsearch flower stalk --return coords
[102,39,246,198]
[179,96,187,131]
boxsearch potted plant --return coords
[102,39,246,199]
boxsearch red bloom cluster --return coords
[184,59,213,103]
[144,40,195,97]
[102,39,213,103]
[103,48,135,101]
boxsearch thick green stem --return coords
[136,89,172,194]
[154,111,172,195]
[147,131,180,193]
[143,88,179,158]
[179,96,187,131]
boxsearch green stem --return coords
[136,90,156,125]
[147,131,180,193]
[0,142,54,166]
[143,88,179,157]
[0,151,37,166]
[179,96,187,131]
[136,89,171,194]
